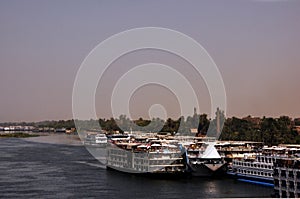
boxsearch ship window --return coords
[297,172,300,178]
[282,191,287,198]
[289,171,293,178]
[282,181,287,187]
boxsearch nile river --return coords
[0,136,273,198]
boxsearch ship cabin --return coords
[273,157,300,198]
[106,135,186,174]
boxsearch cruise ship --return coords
[229,153,275,186]
[106,135,187,176]
[228,145,300,186]
[273,157,300,198]
[84,133,107,147]
[184,138,227,177]
[216,141,263,161]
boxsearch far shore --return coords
[0,132,83,146]
[23,133,83,146]
[0,132,40,138]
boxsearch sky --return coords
[0,0,299,122]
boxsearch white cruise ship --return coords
[228,146,300,186]
[229,153,275,185]
[84,133,107,147]
[273,157,300,198]
[106,135,186,176]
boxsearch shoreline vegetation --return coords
[0,132,40,138]
[0,132,82,146]
[1,112,300,145]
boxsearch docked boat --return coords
[84,133,107,147]
[228,153,275,186]
[106,135,187,176]
[227,146,300,186]
[185,140,227,177]
[216,141,263,162]
[273,157,300,198]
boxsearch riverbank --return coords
[22,133,83,146]
[0,132,40,138]
[0,138,274,198]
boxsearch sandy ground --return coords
[23,134,83,146]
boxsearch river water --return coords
[0,137,273,198]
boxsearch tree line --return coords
[2,113,300,146]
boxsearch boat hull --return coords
[106,165,187,178]
[227,172,274,186]
[189,163,227,177]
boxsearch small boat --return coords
[84,133,107,147]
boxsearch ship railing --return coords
[286,176,295,181]
[274,185,280,190]
[273,175,280,179]
[149,164,184,167]
[279,176,290,181]
[149,157,183,160]
[288,187,295,192]
[149,150,181,154]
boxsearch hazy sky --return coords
[0,0,299,122]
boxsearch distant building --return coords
[55,128,66,133]
[293,126,300,135]
[190,128,198,134]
